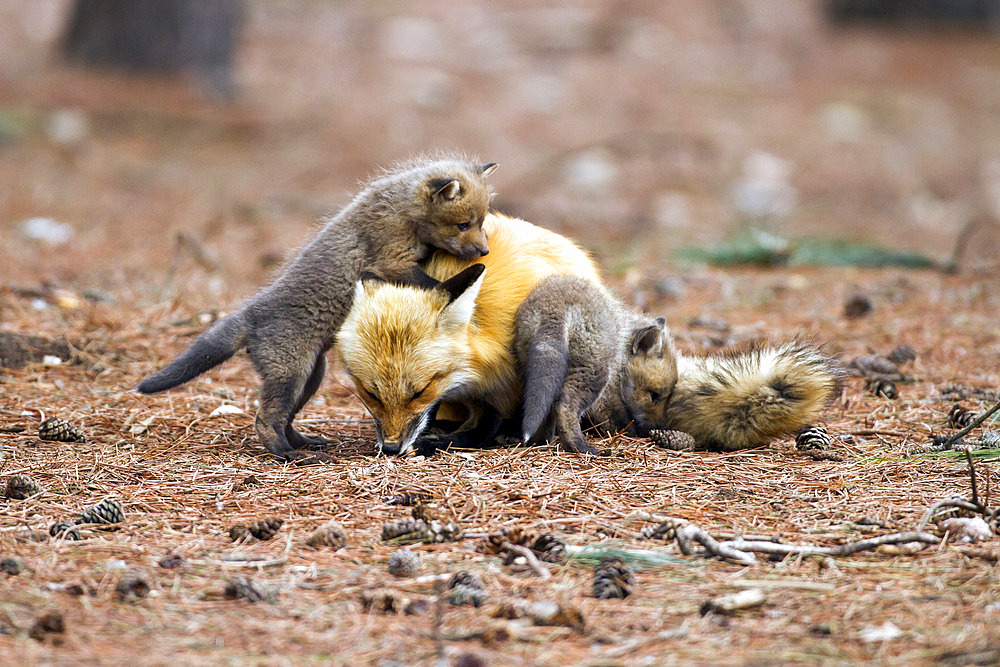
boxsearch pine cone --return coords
[979,432,1000,448]
[650,429,696,451]
[49,521,81,540]
[1,556,25,575]
[637,517,687,541]
[948,404,977,429]
[479,527,532,555]
[448,584,486,607]
[77,496,124,525]
[530,533,566,563]
[382,517,430,542]
[5,474,42,499]
[795,425,831,450]
[115,571,150,600]
[248,517,283,541]
[224,576,271,603]
[305,521,346,549]
[387,549,420,577]
[38,417,85,442]
[426,520,462,543]
[228,525,251,542]
[592,557,634,599]
[448,571,484,591]
[359,588,428,615]
[385,490,432,506]
[887,345,916,365]
[864,376,897,399]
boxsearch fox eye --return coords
[364,388,382,405]
[649,391,661,404]
[456,221,471,232]
[410,379,433,402]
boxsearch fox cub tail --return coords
[665,341,842,451]
[137,314,249,394]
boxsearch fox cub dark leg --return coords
[252,343,326,461]
[551,363,608,455]
[284,353,328,449]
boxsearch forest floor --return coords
[3,2,1000,664]
[3,264,1000,666]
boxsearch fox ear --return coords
[438,264,486,332]
[630,324,664,357]
[478,162,499,177]
[429,178,461,200]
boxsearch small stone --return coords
[4,474,42,499]
[28,611,65,641]
[77,496,124,525]
[592,558,634,599]
[387,549,419,577]
[650,429,696,451]
[700,588,767,615]
[158,554,186,569]
[0,556,25,575]
[449,571,484,592]
[527,600,586,632]
[38,417,85,442]
[49,521,81,540]
[886,345,916,365]
[448,584,486,607]
[305,521,346,549]
[795,425,831,450]
[844,293,872,318]
[224,576,272,603]
[115,571,150,600]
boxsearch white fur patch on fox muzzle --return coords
[378,406,435,457]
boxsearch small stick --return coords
[724,531,938,557]
[944,397,1000,449]
[675,525,756,564]
[502,541,551,579]
[965,446,981,509]
[917,498,980,531]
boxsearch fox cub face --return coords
[624,317,678,433]
[336,264,486,456]
[418,163,497,260]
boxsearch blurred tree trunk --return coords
[61,0,243,96]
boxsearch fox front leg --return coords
[284,353,328,449]
[254,355,334,463]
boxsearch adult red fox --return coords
[335,212,602,455]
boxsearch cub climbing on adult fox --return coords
[138,156,498,461]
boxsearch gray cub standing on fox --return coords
[138,157,499,461]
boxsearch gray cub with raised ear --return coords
[514,275,678,455]
[138,157,499,461]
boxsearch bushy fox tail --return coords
[520,337,571,443]
[137,313,249,394]
[665,341,842,451]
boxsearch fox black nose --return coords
[380,441,401,456]
[478,247,489,257]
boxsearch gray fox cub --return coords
[138,157,498,461]
[515,276,840,453]
[514,276,678,454]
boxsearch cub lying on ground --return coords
[516,275,841,452]
[139,157,498,461]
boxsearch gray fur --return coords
[138,157,497,461]
[514,276,673,454]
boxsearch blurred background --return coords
[2,0,1000,308]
